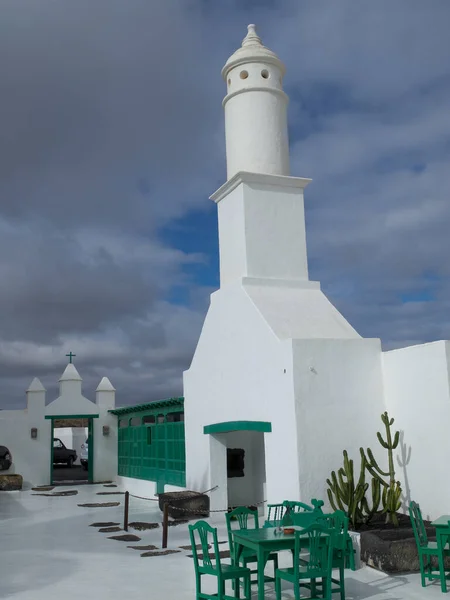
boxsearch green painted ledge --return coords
[203,421,272,435]
[45,414,99,419]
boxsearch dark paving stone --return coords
[90,522,120,527]
[141,549,181,557]
[104,484,118,488]
[96,491,125,495]
[31,486,54,492]
[129,521,159,530]
[168,519,189,527]
[128,544,158,551]
[32,490,78,497]
[99,526,122,533]
[179,543,211,551]
[187,550,230,560]
[109,534,141,542]
[78,502,120,508]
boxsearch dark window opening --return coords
[130,417,141,426]
[166,411,184,423]
[227,448,245,478]
[143,415,156,424]
[157,414,165,424]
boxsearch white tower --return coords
[222,24,290,179]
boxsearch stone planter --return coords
[360,525,450,574]
[348,531,361,570]
[0,474,23,491]
[158,491,210,520]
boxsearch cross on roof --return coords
[65,352,76,364]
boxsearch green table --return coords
[431,515,450,593]
[233,528,299,600]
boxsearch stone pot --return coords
[0,474,23,491]
[360,526,450,574]
[158,491,210,520]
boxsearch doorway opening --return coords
[49,416,95,485]
[205,421,271,513]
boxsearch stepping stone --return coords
[32,486,54,492]
[33,490,78,497]
[179,543,211,551]
[187,550,230,560]
[99,526,122,533]
[141,549,180,557]
[78,502,120,508]
[96,491,125,495]
[168,519,189,527]
[109,534,141,542]
[129,522,159,530]
[128,544,158,551]
[90,522,120,527]
[104,484,118,488]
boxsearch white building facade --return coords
[0,362,118,488]
[183,25,450,519]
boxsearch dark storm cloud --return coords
[1,0,450,408]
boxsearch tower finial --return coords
[242,24,262,47]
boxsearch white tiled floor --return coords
[0,484,444,599]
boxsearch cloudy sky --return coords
[0,0,449,409]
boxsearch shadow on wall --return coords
[396,430,412,512]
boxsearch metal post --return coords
[124,491,129,532]
[162,502,169,549]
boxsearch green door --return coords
[88,418,94,483]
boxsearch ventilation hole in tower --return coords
[261,69,269,79]
[228,78,231,85]
[239,70,249,80]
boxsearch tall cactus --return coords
[362,412,402,525]
[327,449,380,529]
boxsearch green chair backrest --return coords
[284,500,314,513]
[293,522,334,581]
[225,506,259,556]
[316,510,349,552]
[267,503,286,525]
[291,509,322,528]
[189,520,223,576]
[311,498,325,513]
[409,501,428,548]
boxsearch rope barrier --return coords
[128,485,219,503]
[123,484,267,548]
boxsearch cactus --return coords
[362,412,402,525]
[326,449,379,529]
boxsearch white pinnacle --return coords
[242,24,262,47]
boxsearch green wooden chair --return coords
[284,500,314,513]
[225,506,278,586]
[265,499,321,528]
[409,501,450,591]
[275,522,335,600]
[315,510,348,600]
[189,520,251,600]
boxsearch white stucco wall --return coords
[93,408,118,483]
[383,341,450,520]
[212,175,311,287]
[184,281,300,511]
[292,338,386,507]
[0,409,51,488]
